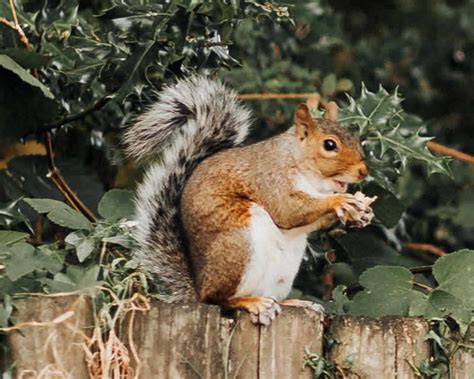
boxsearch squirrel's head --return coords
[294,103,368,193]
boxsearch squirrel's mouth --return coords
[334,180,348,193]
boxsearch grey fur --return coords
[124,76,252,302]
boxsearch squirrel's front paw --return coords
[333,192,377,227]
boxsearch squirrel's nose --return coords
[358,163,368,179]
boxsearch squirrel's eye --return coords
[323,139,338,151]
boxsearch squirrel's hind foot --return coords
[225,296,282,326]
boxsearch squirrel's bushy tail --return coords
[123,76,252,302]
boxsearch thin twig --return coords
[5,0,96,222]
[413,281,433,293]
[37,95,113,134]
[427,141,474,165]
[239,92,319,100]
[241,92,474,165]
[409,265,433,274]
[6,0,29,48]
[44,133,97,221]
[404,242,447,257]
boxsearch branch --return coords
[240,92,474,165]
[427,141,474,165]
[44,133,97,221]
[403,242,446,257]
[35,95,113,134]
[4,0,29,48]
[239,92,319,100]
[6,0,96,222]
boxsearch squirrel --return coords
[123,76,376,325]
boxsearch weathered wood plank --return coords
[7,295,93,379]
[127,302,227,379]
[258,306,324,378]
[226,311,260,379]
[451,323,474,379]
[328,316,430,379]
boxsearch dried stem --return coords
[5,0,96,221]
[404,242,447,257]
[239,92,319,100]
[5,0,29,48]
[241,92,474,164]
[44,132,97,221]
[427,141,474,165]
[37,95,112,134]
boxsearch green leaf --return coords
[425,290,471,334]
[0,48,51,69]
[433,249,474,309]
[372,127,451,176]
[65,231,96,262]
[98,189,135,221]
[24,198,93,230]
[348,266,427,317]
[0,54,54,98]
[453,189,474,228]
[0,230,29,246]
[362,183,406,228]
[0,56,58,141]
[338,85,451,187]
[4,242,61,281]
[327,285,349,315]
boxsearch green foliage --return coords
[0,0,472,361]
[98,189,135,221]
[302,347,337,379]
[339,86,451,184]
[24,198,93,230]
[0,190,140,329]
[329,250,474,334]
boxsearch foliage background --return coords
[0,0,473,365]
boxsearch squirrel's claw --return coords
[226,296,281,326]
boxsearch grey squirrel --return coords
[124,76,376,325]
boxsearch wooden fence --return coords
[4,295,474,378]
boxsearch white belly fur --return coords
[235,203,308,300]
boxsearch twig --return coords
[5,0,29,48]
[403,242,447,257]
[5,0,96,222]
[240,92,474,165]
[37,95,113,134]
[239,92,320,100]
[413,281,433,293]
[44,133,97,221]
[409,265,433,274]
[427,141,474,165]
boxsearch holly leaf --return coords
[339,85,451,188]
[0,55,58,141]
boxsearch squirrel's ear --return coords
[324,101,338,122]
[295,103,316,141]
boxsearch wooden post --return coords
[5,297,474,378]
[451,323,474,378]
[7,295,93,378]
[328,316,430,378]
[125,303,324,379]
